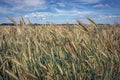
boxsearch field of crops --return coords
[0,19,120,80]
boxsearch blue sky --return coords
[0,0,120,24]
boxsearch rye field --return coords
[0,18,120,80]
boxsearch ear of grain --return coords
[0,18,119,80]
[77,20,89,32]
[87,17,97,27]
[5,70,18,80]
[19,16,26,26]
[7,16,18,26]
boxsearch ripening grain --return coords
[0,20,120,80]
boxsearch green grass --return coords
[0,19,120,80]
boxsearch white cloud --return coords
[0,7,9,14]
[4,0,46,11]
[54,8,78,13]
[24,9,79,19]
[99,15,120,19]
[94,4,110,8]
[24,0,41,6]
[56,3,66,7]
[77,11,93,15]
[54,8,93,17]
[75,0,101,4]
[24,8,94,20]
[24,12,53,20]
